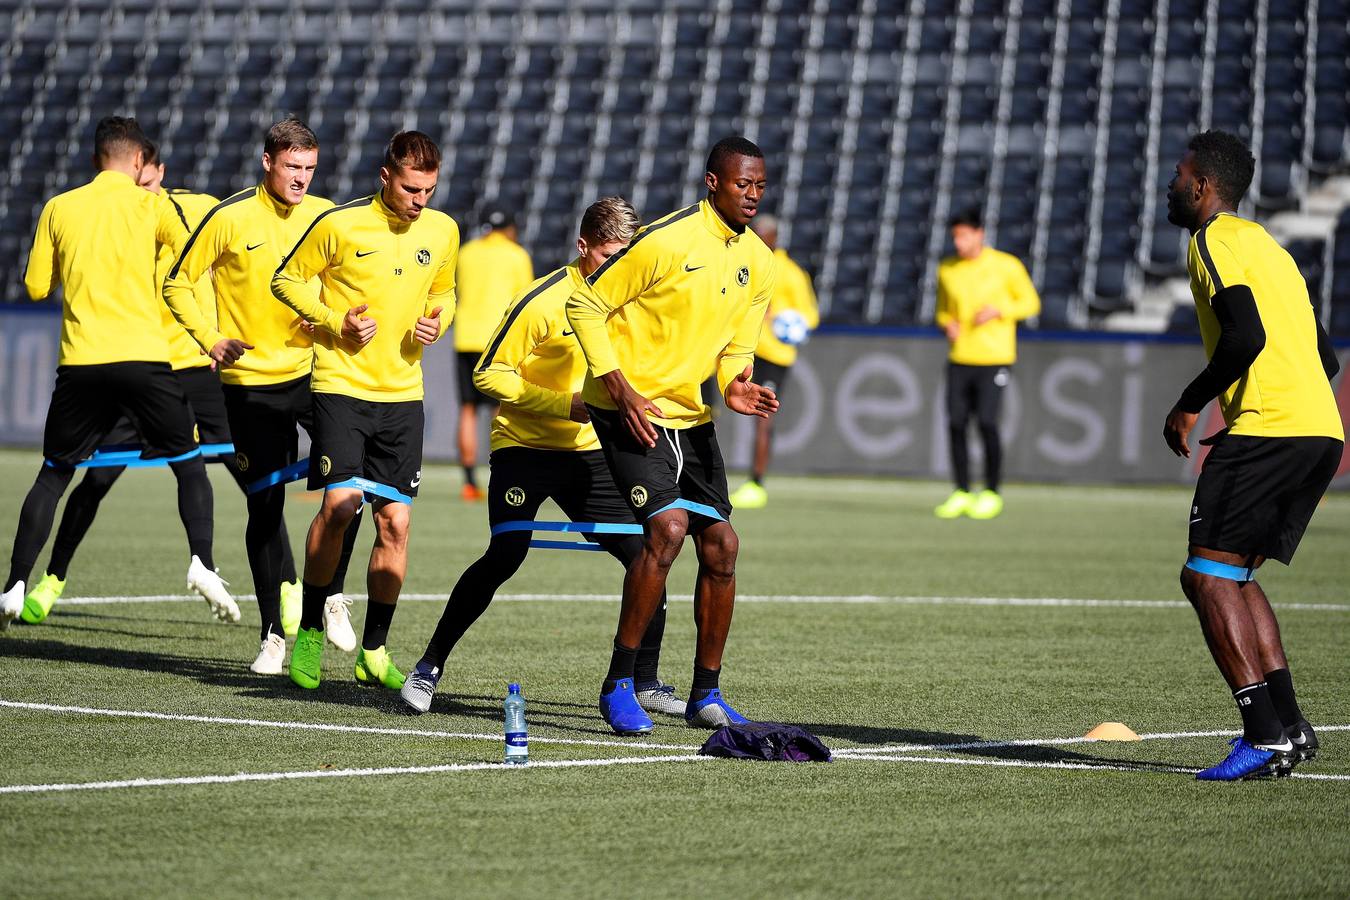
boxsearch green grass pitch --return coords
[1,448,1348,897]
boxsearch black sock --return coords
[7,465,75,592]
[690,664,720,699]
[749,473,764,486]
[299,581,327,631]
[170,456,214,568]
[48,467,123,581]
[634,601,666,689]
[603,642,639,690]
[979,423,1002,494]
[1234,682,1285,745]
[257,586,282,643]
[948,424,971,493]
[362,601,396,651]
[422,538,528,669]
[1264,668,1304,727]
[463,466,477,489]
[328,506,362,595]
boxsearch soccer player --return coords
[271,130,458,691]
[1,116,235,628]
[401,197,682,717]
[163,118,363,674]
[1163,131,1343,781]
[932,209,1040,520]
[728,214,819,509]
[452,206,534,501]
[566,136,779,733]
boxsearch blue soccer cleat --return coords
[685,688,751,729]
[1196,737,1294,781]
[599,678,655,735]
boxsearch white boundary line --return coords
[51,592,1350,612]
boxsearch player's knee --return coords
[321,490,364,527]
[373,504,410,543]
[644,514,688,566]
[699,526,739,578]
[35,465,75,495]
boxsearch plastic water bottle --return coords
[504,683,528,765]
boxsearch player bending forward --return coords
[271,131,458,690]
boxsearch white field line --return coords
[838,724,1350,756]
[0,700,704,752]
[52,592,1350,613]
[0,753,710,796]
[835,753,1350,781]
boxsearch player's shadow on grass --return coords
[0,636,283,690]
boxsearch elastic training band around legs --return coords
[646,498,726,522]
[246,458,311,495]
[490,520,644,537]
[1184,555,1255,582]
[326,476,412,505]
[529,539,610,552]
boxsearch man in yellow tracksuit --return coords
[728,213,819,509]
[271,130,459,692]
[933,208,1040,520]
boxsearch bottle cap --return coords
[508,683,521,694]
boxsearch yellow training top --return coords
[566,199,776,428]
[163,184,335,387]
[453,230,535,353]
[935,247,1041,366]
[25,170,189,366]
[1187,211,1343,440]
[271,193,460,402]
[159,189,220,370]
[754,247,819,367]
[475,263,600,453]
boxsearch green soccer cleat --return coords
[21,573,65,624]
[354,645,406,690]
[289,626,325,689]
[934,489,974,519]
[279,580,302,637]
[968,490,1004,520]
[729,480,768,509]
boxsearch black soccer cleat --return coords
[1286,720,1319,763]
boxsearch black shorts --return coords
[175,365,231,444]
[1189,433,1343,565]
[456,351,493,407]
[487,447,634,530]
[946,362,1008,428]
[43,362,199,466]
[753,357,790,398]
[308,392,425,502]
[588,405,732,530]
[222,375,315,488]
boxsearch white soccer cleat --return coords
[324,593,357,652]
[249,632,286,675]
[186,556,241,624]
[0,581,24,631]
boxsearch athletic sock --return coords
[48,466,122,582]
[7,465,76,591]
[948,425,971,493]
[170,457,214,569]
[463,466,477,489]
[1233,682,1286,746]
[362,602,396,651]
[979,423,1002,494]
[1264,668,1305,728]
[690,664,720,701]
[328,506,362,595]
[257,587,282,643]
[299,581,327,631]
[634,602,666,690]
[603,642,639,692]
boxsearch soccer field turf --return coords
[0,448,1347,897]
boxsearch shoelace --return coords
[326,595,353,614]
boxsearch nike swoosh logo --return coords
[1190,518,1202,524]
[1257,738,1294,752]
[684,264,705,272]
[410,478,421,488]
[245,242,265,251]
[562,329,575,337]
[356,250,378,258]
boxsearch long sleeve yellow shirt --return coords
[25,170,189,366]
[453,230,535,353]
[271,193,460,402]
[754,247,819,367]
[158,189,220,370]
[474,263,600,452]
[565,199,777,428]
[935,247,1041,366]
[163,184,335,386]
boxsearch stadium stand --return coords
[0,0,1346,329]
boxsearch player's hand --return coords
[1163,406,1198,458]
[725,365,780,419]
[292,315,316,335]
[569,393,590,424]
[944,321,961,342]
[209,338,253,370]
[973,305,1002,326]
[415,306,443,346]
[600,371,660,448]
[342,304,377,346]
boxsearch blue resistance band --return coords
[1184,555,1255,582]
[55,442,233,470]
[490,519,643,552]
[327,476,412,505]
[246,458,311,495]
[647,498,726,522]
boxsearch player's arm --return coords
[271,219,357,341]
[416,229,459,346]
[1005,256,1041,321]
[23,201,58,301]
[720,257,780,419]
[1314,317,1340,381]
[473,304,575,421]
[163,211,235,356]
[935,269,959,340]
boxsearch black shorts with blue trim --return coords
[222,374,314,489]
[1189,432,1343,565]
[486,446,633,528]
[456,351,493,407]
[43,362,199,466]
[174,364,231,444]
[587,405,732,531]
[307,392,424,502]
